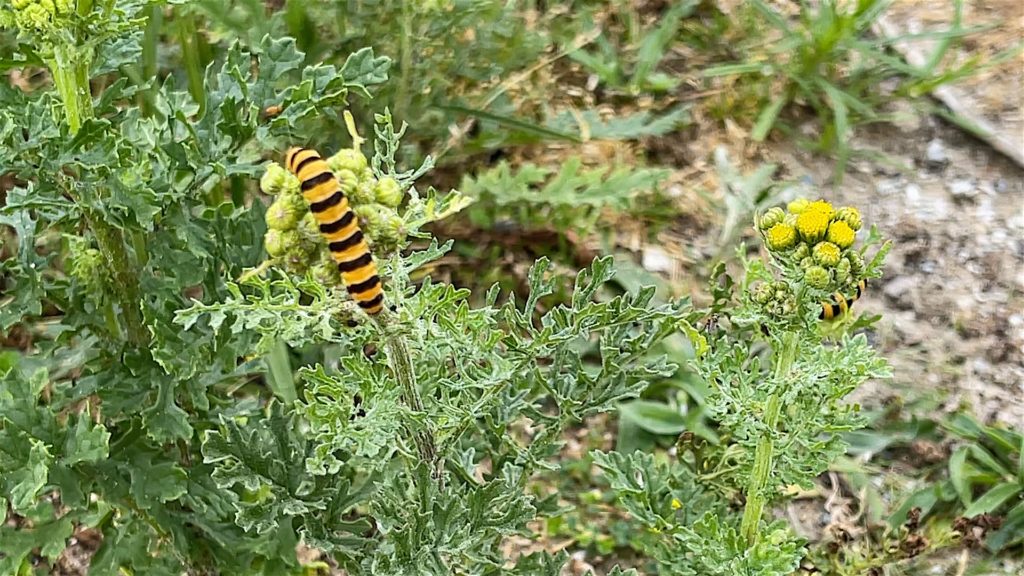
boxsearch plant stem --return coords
[50,38,148,346]
[381,322,441,482]
[49,47,93,134]
[740,331,798,545]
[90,214,148,346]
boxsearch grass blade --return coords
[437,104,582,143]
[751,93,788,141]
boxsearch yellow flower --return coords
[834,206,862,231]
[826,220,856,249]
[812,242,842,267]
[806,200,835,219]
[671,498,682,510]
[765,223,797,251]
[796,209,830,242]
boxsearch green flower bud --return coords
[846,251,865,277]
[347,180,375,206]
[792,243,810,260]
[800,257,816,270]
[375,177,403,208]
[265,192,306,231]
[353,203,388,241]
[55,0,73,14]
[336,168,359,196]
[804,265,830,289]
[311,259,342,287]
[812,241,842,267]
[751,282,773,305]
[834,207,862,231]
[283,246,315,274]
[787,198,810,214]
[327,148,368,175]
[260,163,295,196]
[264,229,296,258]
[359,167,375,183]
[759,207,786,230]
[298,212,321,244]
[834,258,851,284]
[378,214,406,247]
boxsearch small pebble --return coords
[924,139,948,168]
[883,276,918,309]
[642,246,673,273]
[948,178,977,200]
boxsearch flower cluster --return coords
[0,0,75,31]
[758,198,865,292]
[259,147,406,286]
[750,280,797,318]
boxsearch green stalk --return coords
[381,321,441,481]
[48,25,148,346]
[90,213,148,345]
[49,47,93,134]
[740,331,798,545]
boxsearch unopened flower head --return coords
[265,192,307,231]
[804,265,830,289]
[787,198,810,214]
[826,220,856,249]
[335,168,360,196]
[759,207,786,230]
[765,223,797,251]
[259,163,297,196]
[375,177,404,208]
[327,148,369,175]
[846,251,865,277]
[812,242,842,267]
[834,206,862,231]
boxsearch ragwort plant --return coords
[593,199,892,574]
[0,1,683,573]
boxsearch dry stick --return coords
[872,16,1024,169]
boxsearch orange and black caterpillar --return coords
[820,278,867,320]
[284,147,385,315]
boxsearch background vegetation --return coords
[1,1,1021,574]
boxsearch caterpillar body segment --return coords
[819,278,867,320]
[284,147,384,314]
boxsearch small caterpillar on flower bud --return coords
[284,147,385,315]
[820,278,868,320]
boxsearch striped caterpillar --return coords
[284,147,385,315]
[819,278,867,320]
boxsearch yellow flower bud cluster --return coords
[258,151,409,281]
[4,0,74,31]
[758,198,865,293]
